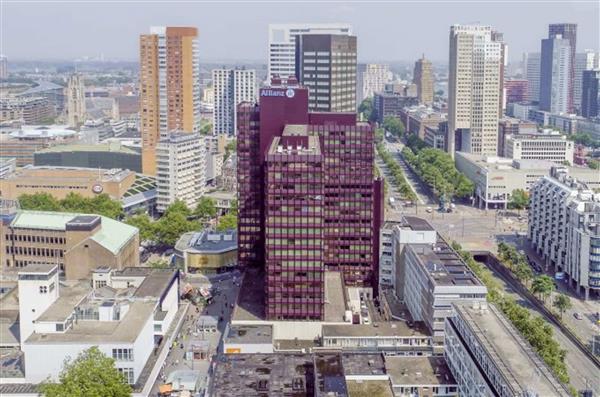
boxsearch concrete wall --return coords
[223,343,273,354]
[159,276,179,335]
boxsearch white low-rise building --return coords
[397,217,487,354]
[5,264,181,393]
[528,168,600,299]
[455,152,600,209]
[504,129,574,163]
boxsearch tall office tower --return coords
[268,23,352,83]
[413,55,434,105]
[581,70,600,118]
[574,51,597,112]
[362,64,390,100]
[212,69,257,135]
[0,55,7,79]
[156,132,206,213]
[237,80,383,320]
[492,31,507,115]
[549,23,577,112]
[295,34,357,112]
[448,25,502,157]
[139,26,200,176]
[539,36,571,114]
[525,52,541,102]
[66,73,86,128]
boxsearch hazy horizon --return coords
[3,1,599,63]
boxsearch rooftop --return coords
[456,152,558,172]
[385,356,456,386]
[8,126,77,139]
[323,272,347,322]
[346,380,394,397]
[314,354,347,396]
[211,353,315,396]
[224,324,273,345]
[453,302,570,396]
[268,134,322,156]
[322,321,429,338]
[6,166,134,183]
[36,282,90,322]
[36,142,140,155]
[341,353,386,376]
[403,221,484,289]
[26,301,155,344]
[402,216,435,231]
[233,269,347,323]
[17,263,57,275]
[9,210,138,254]
[177,229,238,255]
[133,269,177,299]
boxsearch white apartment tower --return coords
[528,168,600,300]
[267,23,352,83]
[66,73,86,128]
[448,25,503,157]
[156,132,206,212]
[362,64,391,99]
[212,69,256,135]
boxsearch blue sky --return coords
[2,0,599,62]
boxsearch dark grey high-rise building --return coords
[549,23,577,112]
[295,34,357,112]
[581,70,600,118]
[540,36,571,114]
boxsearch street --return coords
[149,271,242,396]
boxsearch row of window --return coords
[5,234,66,244]
[6,246,64,258]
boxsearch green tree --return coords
[125,213,155,241]
[509,189,529,213]
[18,192,123,219]
[216,213,237,232]
[39,346,131,397]
[18,193,62,211]
[224,140,237,162]
[200,120,212,135]
[515,262,534,287]
[568,132,600,148]
[358,97,374,121]
[154,210,198,247]
[148,259,170,269]
[194,197,217,219]
[164,200,191,218]
[588,159,599,170]
[383,116,405,137]
[230,198,238,214]
[553,294,572,319]
[532,275,555,303]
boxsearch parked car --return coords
[574,312,583,320]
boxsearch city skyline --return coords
[3,1,599,62]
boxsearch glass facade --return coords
[237,84,382,321]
